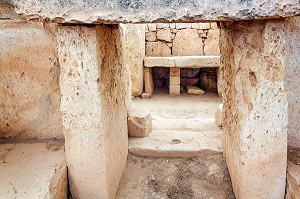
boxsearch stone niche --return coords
[146,22,219,93]
[0,20,63,139]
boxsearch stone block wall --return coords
[0,20,63,139]
[145,23,220,91]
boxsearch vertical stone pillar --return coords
[220,20,287,199]
[284,16,300,148]
[121,24,145,97]
[57,25,128,199]
[169,68,180,96]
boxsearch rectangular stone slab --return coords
[8,0,300,23]
[144,56,220,68]
[57,25,128,199]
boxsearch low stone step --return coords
[152,117,220,132]
[0,141,67,199]
[129,129,222,157]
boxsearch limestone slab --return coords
[122,24,145,97]
[144,56,220,67]
[145,31,156,42]
[169,84,180,96]
[11,0,300,23]
[57,25,128,199]
[0,142,67,199]
[286,161,300,199]
[129,129,222,157]
[204,29,220,55]
[221,20,287,199]
[0,20,63,139]
[284,16,300,148]
[156,28,172,42]
[173,29,204,56]
[146,41,171,56]
[144,67,154,95]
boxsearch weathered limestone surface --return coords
[7,0,300,23]
[144,67,154,96]
[122,24,145,97]
[0,21,63,139]
[286,161,300,199]
[146,41,171,56]
[220,20,287,199]
[284,16,300,148]
[204,29,220,55]
[57,25,128,199]
[0,142,67,199]
[144,56,220,67]
[128,109,152,138]
[215,104,223,128]
[172,29,204,56]
[186,86,205,95]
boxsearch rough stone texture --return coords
[147,23,156,31]
[0,142,67,199]
[145,31,156,42]
[146,41,171,56]
[0,1,19,20]
[157,28,172,42]
[173,29,204,56]
[122,24,145,97]
[204,29,220,55]
[286,161,300,199]
[169,85,180,96]
[200,23,211,29]
[175,23,192,29]
[215,104,223,128]
[57,25,128,199]
[220,20,287,199]
[186,86,205,95]
[128,109,152,138]
[144,56,220,68]
[0,20,63,139]
[9,0,300,23]
[144,67,154,96]
[284,16,300,148]
[129,91,222,157]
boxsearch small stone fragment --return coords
[128,109,152,138]
[186,86,205,95]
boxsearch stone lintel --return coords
[7,0,300,24]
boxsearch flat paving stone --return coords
[0,141,67,199]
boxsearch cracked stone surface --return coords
[129,88,222,157]
[116,154,235,199]
[0,141,67,199]
[4,0,300,23]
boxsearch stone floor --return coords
[0,139,67,199]
[129,88,223,157]
[116,154,235,199]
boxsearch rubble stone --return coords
[146,41,171,56]
[145,31,156,42]
[186,86,205,95]
[173,29,204,56]
[157,28,172,42]
[204,29,220,55]
[128,109,152,138]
